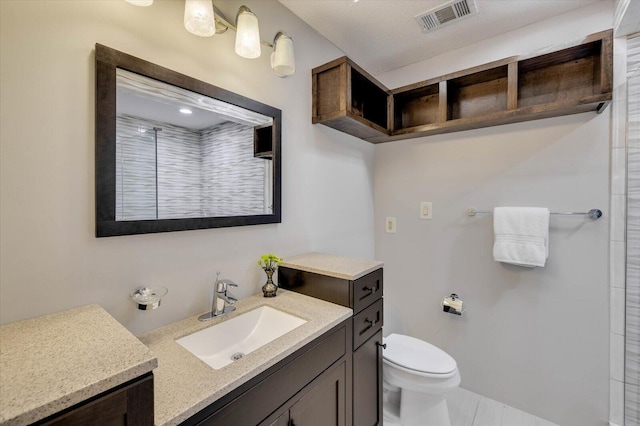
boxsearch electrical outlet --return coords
[420,202,432,220]
[385,217,397,233]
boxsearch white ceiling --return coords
[117,86,229,131]
[278,0,603,75]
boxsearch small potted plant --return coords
[258,253,283,297]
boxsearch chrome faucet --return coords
[198,273,239,321]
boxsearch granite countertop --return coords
[280,252,384,280]
[138,289,352,426]
[0,304,157,426]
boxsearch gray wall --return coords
[374,4,612,426]
[0,0,376,335]
[0,1,617,424]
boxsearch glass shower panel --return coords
[115,117,158,221]
[626,32,640,426]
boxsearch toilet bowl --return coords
[382,333,461,426]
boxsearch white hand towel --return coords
[493,207,550,267]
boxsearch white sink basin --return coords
[176,306,307,370]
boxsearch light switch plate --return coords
[385,217,397,233]
[420,202,432,220]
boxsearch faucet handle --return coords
[216,279,238,293]
[220,279,238,288]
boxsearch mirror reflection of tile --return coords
[116,117,271,220]
[115,70,273,221]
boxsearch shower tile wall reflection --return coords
[115,115,269,221]
[157,121,203,219]
[201,122,268,216]
[626,32,640,426]
[115,116,158,220]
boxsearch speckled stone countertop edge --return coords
[0,304,157,426]
[138,290,353,426]
[280,252,384,280]
[1,359,158,426]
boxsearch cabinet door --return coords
[40,374,153,426]
[289,362,346,426]
[260,411,289,426]
[353,330,383,426]
[42,389,128,426]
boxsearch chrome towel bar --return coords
[466,208,603,220]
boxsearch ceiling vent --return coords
[415,0,479,33]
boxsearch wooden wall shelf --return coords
[312,57,390,140]
[254,124,273,159]
[311,29,612,144]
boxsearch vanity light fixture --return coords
[271,32,295,77]
[124,0,296,78]
[235,6,261,59]
[184,0,216,37]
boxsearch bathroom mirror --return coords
[95,44,281,237]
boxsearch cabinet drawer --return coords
[353,299,383,350]
[353,269,383,313]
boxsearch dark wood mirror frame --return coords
[95,44,282,237]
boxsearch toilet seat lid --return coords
[383,333,457,375]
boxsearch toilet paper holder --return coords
[442,293,464,315]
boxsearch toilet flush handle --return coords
[377,342,387,349]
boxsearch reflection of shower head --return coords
[153,127,163,132]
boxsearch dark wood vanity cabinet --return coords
[260,361,347,426]
[289,362,346,426]
[353,330,383,426]
[183,321,349,426]
[279,267,384,426]
[36,373,154,426]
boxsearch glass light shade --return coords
[270,34,295,77]
[125,0,153,5]
[235,7,261,59]
[184,0,216,37]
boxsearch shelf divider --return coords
[508,62,518,110]
[438,80,448,122]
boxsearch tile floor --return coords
[383,387,559,426]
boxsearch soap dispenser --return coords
[442,293,463,315]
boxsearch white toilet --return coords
[382,333,461,426]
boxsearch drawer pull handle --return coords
[361,286,377,298]
[360,318,378,335]
[377,342,387,349]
